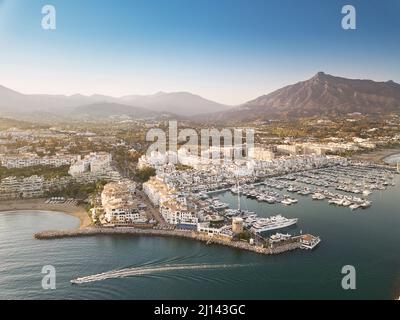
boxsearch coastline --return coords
[34,227,303,256]
[0,199,92,229]
[351,147,400,164]
[0,199,305,256]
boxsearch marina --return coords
[2,172,400,300]
[206,164,397,213]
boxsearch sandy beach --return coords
[351,147,400,164]
[0,198,92,228]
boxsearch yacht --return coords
[312,193,325,200]
[287,186,299,193]
[362,190,372,196]
[224,208,241,217]
[250,215,298,233]
[281,198,293,205]
[211,201,229,211]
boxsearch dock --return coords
[34,227,319,256]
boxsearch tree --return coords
[137,167,156,182]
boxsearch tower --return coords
[232,217,244,234]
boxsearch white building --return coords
[159,198,198,226]
[143,176,175,206]
[1,153,80,169]
[69,152,119,181]
[101,179,146,224]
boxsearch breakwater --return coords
[34,227,302,255]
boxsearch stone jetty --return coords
[34,227,303,256]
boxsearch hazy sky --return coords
[0,0,399,105]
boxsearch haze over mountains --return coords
[0,86,231,119]
[203,72,400,122]
[1,72,400,122]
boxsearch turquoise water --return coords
[0,176,399,299]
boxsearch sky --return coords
[0,0,399,105]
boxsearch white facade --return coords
[160,200,198,225]
[101,179,144,224]
[1,154,80,169]
[69,152,116,181]
[143,176,173,206]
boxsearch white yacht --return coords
[281,198,293,205]
[250,215,298,233]
[362,190,372,196]
[312,193,325,200]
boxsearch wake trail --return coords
[71,263,244,284]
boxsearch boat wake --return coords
[71,263,243,284]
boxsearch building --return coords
[69,152,111,176]
[68,152,120,182]
[0,175,72,200]
[232,217,244,234]
[159,197,198,227]
[137,151,178,169]
[276,144,300,155]
[101,179,146,224]
[197,222,233,240]
[143,176,175,206]
[252,147,275,161]
[1,153,80,169]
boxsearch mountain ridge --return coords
[1,72,400,121]
[0,86,231,117]
[198,72,400,122]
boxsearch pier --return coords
[34,227,309,256]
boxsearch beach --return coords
[351,147,400,164]
[0,198,92,228]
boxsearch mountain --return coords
[202,72,400,122]
[0,86,229,118]
[0,85,30,113]
[0,85,110,114]
[119,91,230,116]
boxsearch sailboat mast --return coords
[237,180,241,211]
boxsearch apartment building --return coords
[159,197,198,227]
[101,179,146,224]
[143,176,175,206]
[1,153,80,169]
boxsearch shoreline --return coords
[0,199,92,229]
[34,227,303,256]
[351,147,400,164]
[0,199,313,256]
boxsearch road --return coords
[135,188,169,227]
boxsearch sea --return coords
[0,174,400,300]
[384,153,400,165]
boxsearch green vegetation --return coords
[175,164,193,171]
[0,165,70,180]
[46,180,107,199]
[235,230,252,241]
[136,166,156,182]
[0,118,41,130]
